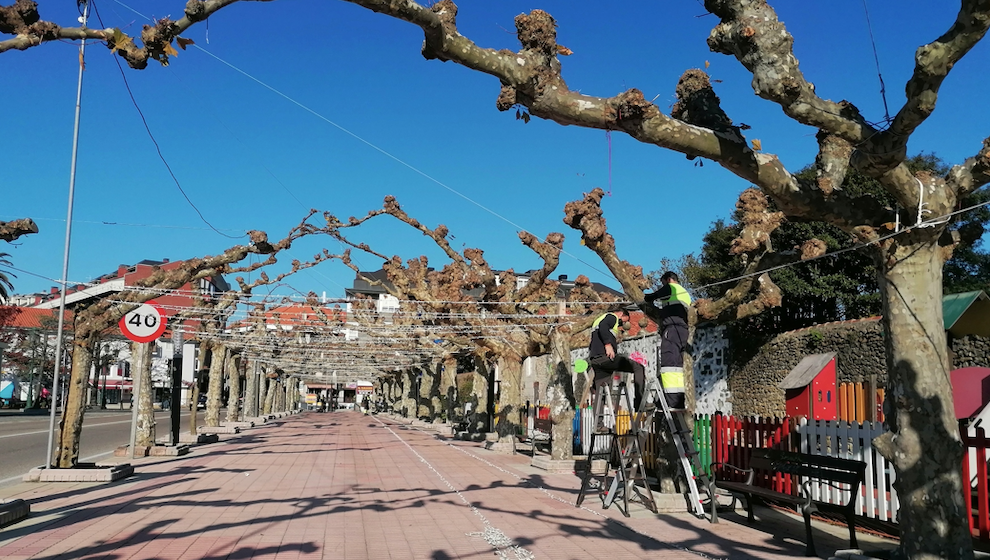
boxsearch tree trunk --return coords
[263,374,276,415]
[54,331,95,467]
[190,342,209,435]
[226,354,241,423]
[284,378,296,411]
[473,355,491,433]
[244,359,259,418]
[441,355,457,423]
[548,328,575,460]
[205,344,227,427]
[871,239,971,560]
[494,354,523,452]
[402,369,417,418]
[418,365,435,420]
[391,374,403,412]
[382,376,393,411]
[133,341,156,448]
[275,379,286,412]
[428,360,443,421]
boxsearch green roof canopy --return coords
[944,291,990,337]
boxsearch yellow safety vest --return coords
[592,313,620,338]
[660,367,685,393]
[660,282,692,307]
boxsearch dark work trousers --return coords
[589,354,646,409]
[659,316,689,368]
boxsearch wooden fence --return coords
[560,405,990,541]
[836,381,886,423]
[962,423,990,540]
[707,414,898,521]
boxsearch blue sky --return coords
[3,0,989,301]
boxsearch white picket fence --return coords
[795,418,899,522]
[574,410,901,522]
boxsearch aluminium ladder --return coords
[641,373,716,520]
[575,372,657,516]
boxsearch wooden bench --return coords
[518,417,553,455]
[712,449,866,557]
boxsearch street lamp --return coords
[100,363,108,409]
[0,342,8,404]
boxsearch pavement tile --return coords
[0,411,898,559]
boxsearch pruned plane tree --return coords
[54,213,328,468]
[7,0,990,555]
[323,194,624,457]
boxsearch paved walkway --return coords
[0,412,897,559]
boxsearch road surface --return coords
[0,409,205,487]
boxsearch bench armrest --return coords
[711,462,755,485]
[795,480,816,511]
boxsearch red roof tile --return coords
[0,306,72,329]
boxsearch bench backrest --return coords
[750,449,866,486]
[533,417,553,433]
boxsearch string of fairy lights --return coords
[48,283,596,380]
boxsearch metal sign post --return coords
[120,304,166,458]
[170,325,183,445]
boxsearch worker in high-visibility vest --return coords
[646,271,692,410]
[588,307,645,410]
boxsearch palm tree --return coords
[0,253,16,303]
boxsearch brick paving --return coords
[0,412,897,559]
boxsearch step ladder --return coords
[575,372,657,517]
[640,372,716,521]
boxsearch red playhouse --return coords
[778,352,838,421]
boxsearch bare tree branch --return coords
[704,0,875,143]
[949,136,990,197]
[877,1,990,161]
[0,217,38,242]
[0,0,273,67]
[813,132,853,197]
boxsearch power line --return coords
[696,195,990,291]
[108,0,612,280]
[99,31,243,240]
[861,0,891,123]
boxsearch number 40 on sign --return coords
[119,303,167,343]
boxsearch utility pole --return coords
[45,0,88,468]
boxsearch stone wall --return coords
[729,318,886,417]
[952,335,990,369]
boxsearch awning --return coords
[305,383,334,390]
[944,290,990,337]
[98,381,133,390]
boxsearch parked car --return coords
[189,394,207,410]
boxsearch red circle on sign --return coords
[119,303,168,343]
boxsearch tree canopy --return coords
[670,153,990,336]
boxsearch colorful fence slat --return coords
[570,407,990,541]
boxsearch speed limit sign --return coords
[119,303,167,343]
